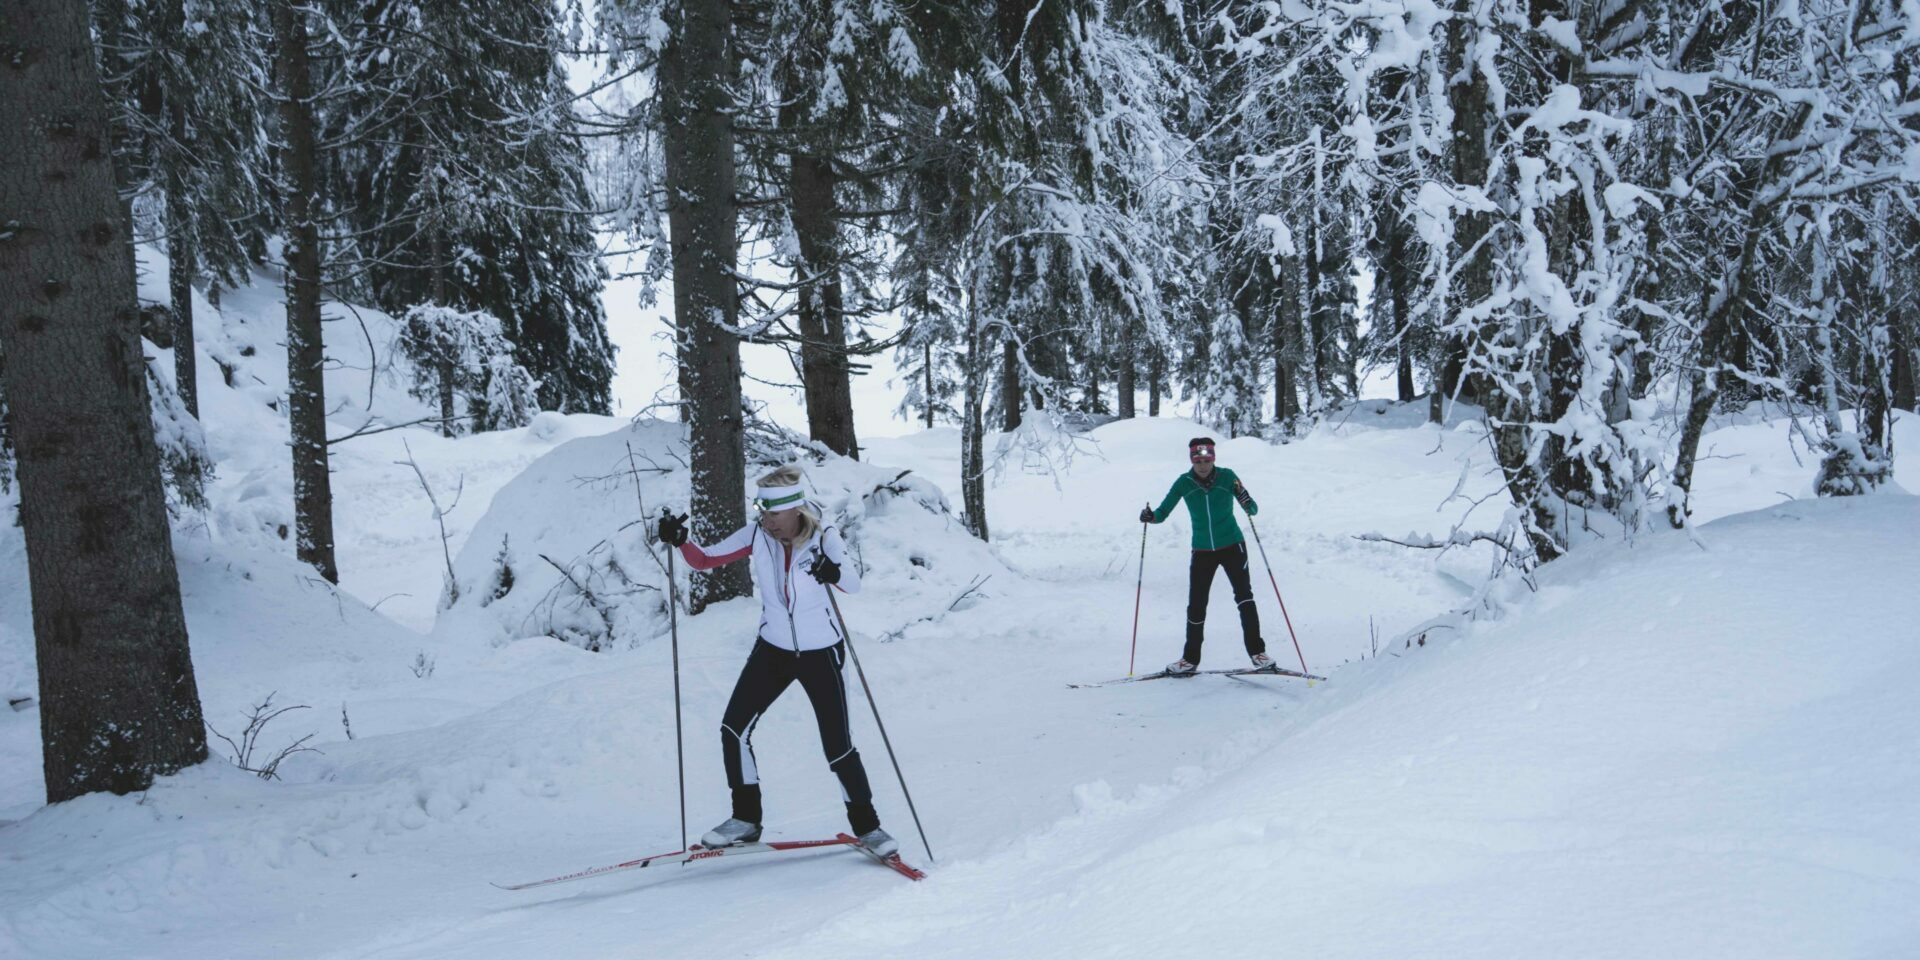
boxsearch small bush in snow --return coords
[486,535,515,604]
[206,693,318,780]
[394,304,539,435]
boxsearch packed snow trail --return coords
[755,494,1920,960]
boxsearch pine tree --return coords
[1,0,208,802]
[273,0,339,582]
[1200,305,1261,438]
[331,0,614,422]
[737,0,954,458]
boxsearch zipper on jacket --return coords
[783,543,799,655]
[1204,493,1216,550]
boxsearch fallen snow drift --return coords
[433,416,1003,654]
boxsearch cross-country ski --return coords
[5,4,1919,957]
[1075,664,1328,687]
[492,836,859,892]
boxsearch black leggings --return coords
[720,639,879,835]
[1182,543,1264,665]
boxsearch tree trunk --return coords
[1893,313,1917,412]
[785,128,859,459]
[275,0,338,583]
[430,226,457,438]
[1446,1,1559,561]
[661,0,749,611]
[1670,223,1765,526]
[1116,322,1136,418]
[1274,264,1298,421]
[1387,217,1416,404]
[923,344,936,428]
[1862,329,1893,469]
[1086,348,1100,413]
[1301,224,1325,412]
[1148,348,1162,416]
[1430,2,1489,425]
[1,0,208,802]
[1669,105,1807,525]
[1001,335,1022,431]
[962,314,989,540]
[163,0,197,420]
[167,204,197,418]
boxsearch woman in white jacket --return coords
[656,465,896,857]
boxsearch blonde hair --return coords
[757,464,821,544]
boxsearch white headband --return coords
[755,484,806,509]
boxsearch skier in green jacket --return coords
[1138,437,1271,676]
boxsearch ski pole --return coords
[1245,514,1311,678]
[1129,506,1148,676]
[660,508,688,854]
[630,443,689,853]
[826,589,935,864]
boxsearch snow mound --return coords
[763,493,1920,960]
[0,531,425,816]
[434,418,1002,652]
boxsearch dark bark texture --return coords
[1,0,208,803]
[786,129,859,458]
[275,0,338,582]
[661,0,750,610]
[163,0,197,419]
[962,314,989,540]
[1001,336,1022,431]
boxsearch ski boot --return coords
[1164,658,1198,677]
[701,818,762,847]
[856,827,899,858]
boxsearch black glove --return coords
[1138,507,1155,524]
[807,554,841,585]
[1234,481,1253,509]
[657,511,689,547]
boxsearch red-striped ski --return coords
[837,832,927,881]
[1068,663,1326,688]
[491,836,856,891]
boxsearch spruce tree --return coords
[332,0,614,423]
[2,0,208,802]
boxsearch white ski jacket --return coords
[677,514,862,652]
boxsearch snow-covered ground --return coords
[2,263,1917,959]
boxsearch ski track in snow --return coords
[1,264,1916,960]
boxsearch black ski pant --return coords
[721,638,879,836]
[1182,543,1264,666]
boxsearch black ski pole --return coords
[826,589,935,864]
[660,508,687,853]
[629,443,690,853]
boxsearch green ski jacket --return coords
[1150,467,1257,551]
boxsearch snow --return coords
[3,253,1919,957]
[764,494,1920,960]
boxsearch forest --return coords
[1,5,1916,955]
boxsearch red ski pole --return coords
[1245,514,1310,677]
[1129,506,1149,676]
